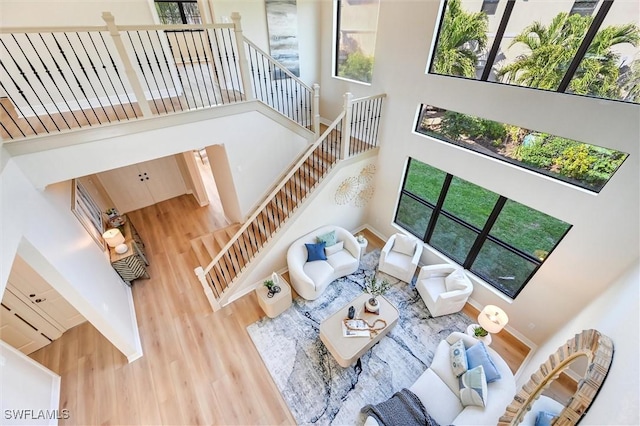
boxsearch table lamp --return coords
[103,228,128,254]
[478,305,509,336]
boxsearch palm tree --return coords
[498,12,639,98]
[572,25,640,98]
[618,59,640,103]
[431,0,488,78]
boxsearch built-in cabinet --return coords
[97,155,187,213]
[0,256,85,355]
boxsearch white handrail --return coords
[243,37,313,92]
[352,93,388,103]
[201,111,346,275]
[0,22,234,34]
[199,92,388,293]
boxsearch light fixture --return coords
[478,305,509,334]
[102,228,128,254]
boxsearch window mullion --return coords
[480,0,516,81]
[463,196,506,268]
[424,174,452,242]
[557,0,614,92]
[178,2,188,24]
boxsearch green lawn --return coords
[402,160,570,258]
[397,159,572,297]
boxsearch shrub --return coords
[338,52,373,83]
[554,144,596,179]
[519,135,573,168]
[440,111,481,140]
[479,119,507,141]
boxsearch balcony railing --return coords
[1,12,318,141]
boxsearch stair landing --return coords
[190,223,241,269]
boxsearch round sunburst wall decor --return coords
[354,185,374,207]
[335,176,359,205]
[358,164,376,185]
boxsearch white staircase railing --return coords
[195,92,386,311]
[0,12,319,141]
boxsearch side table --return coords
[255,273,292,318]
[357,237,368,260]
[109,216,149,286]
[466,324,492,345]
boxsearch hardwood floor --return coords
[31,193,295,425]
[29,200,529,425]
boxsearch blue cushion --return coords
[316,230,337,247]
[305,242,327,262]
[535,411,558,426]
[466,342,501,383]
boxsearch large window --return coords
[395,158,572,298]
[154,0,201,25]
[415,104,628,193]
[335,0,381,84]
[429,0,640,104]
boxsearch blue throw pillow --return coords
[535,411,558,426]
[466,342,501,383]
[305,242,327,262]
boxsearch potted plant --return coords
[473,325,489,338]
[264,279,280,298]
[363,275,390,314]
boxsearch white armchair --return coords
[378,233,423,283]
[416,264,473,317]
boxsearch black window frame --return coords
[481,0,500,16]
[333,0,379,84]
[570,0,599,16]
[154,0,201,25]
[394,158,572,299]
[428,0,637,105]
[414,104,629,194]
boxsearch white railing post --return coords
[194,266,222,311]
[313,83,320,138]
[101,12,153,117]
[230,12,254,101]
[341,92,353,160]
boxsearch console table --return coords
[108,216,149,285]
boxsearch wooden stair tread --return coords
[197,140,345,301]
[190,222,241,268]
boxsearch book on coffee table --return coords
[342,319,369,337]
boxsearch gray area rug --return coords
[246,250,473,425]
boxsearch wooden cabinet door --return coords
[97,155,187,213]
[7,256,85,332]
[97,163,155,213]
[141,155,187,203]
[0,290,61,355]
[1,301,53,355]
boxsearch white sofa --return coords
[286,225,361,300]
[365,331,516,425]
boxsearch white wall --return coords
[0,0,156,27]
[316,0,640,345]
[10,105,309,196]
[0,161,142,361]
[0,341,61,426]
[515,261,639,425]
